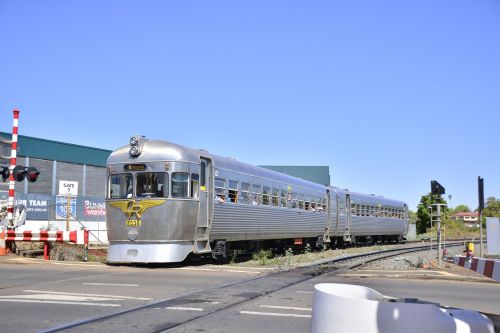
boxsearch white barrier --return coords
[310,283,494,333]
[453,255,500,282]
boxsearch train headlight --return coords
[130,136,139,146]
[129,146,140,157]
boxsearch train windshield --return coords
[108,174,133,199]
[137,172,168,198]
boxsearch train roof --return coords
[107,137,326,192]
[333,188,406,208]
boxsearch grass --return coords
[237,244,398,268]
[418,220,482,241]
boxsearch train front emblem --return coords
[109,199,165,227]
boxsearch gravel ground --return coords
[359,244,466,271]
[231,241,467,270]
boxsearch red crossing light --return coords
[26,167,39,182]
[1,166,9,182]
[13,166,27,182]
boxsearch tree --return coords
[416,193,448,234]
[450,204,470,215]
[408,210,417,223]
[482,196,500,217]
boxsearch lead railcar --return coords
[106,135,408,263]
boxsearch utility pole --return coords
[478,177,484,258]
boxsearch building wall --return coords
[24,157,53,194]
[85,165,107,197]
[260,165,331,186]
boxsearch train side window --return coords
[240,182,250,204]
[272,188,279,206]
[214,178,226,201]
[291,192,297,208]
[263,186,270,205]
[108,174,133,199]
[200,162,206,188]
[191,174,199,198]
[172,172,189,198]
[280,190,287,207]
[252,185,261,205]
[228,180,238,203]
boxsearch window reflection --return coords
[136,172,168,198]
[172,172,189,198]
[108,174,133,199]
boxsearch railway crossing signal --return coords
[1,166,9,181]
[0,165,39,182]
[13,166,27,181]
[26,167,40,182]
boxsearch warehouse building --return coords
[0,132,330,243]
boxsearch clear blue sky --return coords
[1,1,499,211]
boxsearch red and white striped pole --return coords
[7,109,20,228]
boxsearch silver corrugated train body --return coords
[106,136,408,263]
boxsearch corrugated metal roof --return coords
[260,165,330,186]
[0,131,112,167]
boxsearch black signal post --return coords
[430,180,446,266]
[478,176,484,257]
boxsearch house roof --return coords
[451,211,479,218]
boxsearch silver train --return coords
[106,135,408,263]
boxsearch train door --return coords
[403,203,409,238]
[193,157,213,253]
[343,194,352,242]
[333,191,340,236]
[322,189,331,245]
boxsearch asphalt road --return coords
[0,257,498,333]
[171,272,500,333]
[0,258,270,332]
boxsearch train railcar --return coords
[105,135,408,263]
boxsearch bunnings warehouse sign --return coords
[11,193,105,221]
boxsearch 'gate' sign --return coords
[59,181,79,196]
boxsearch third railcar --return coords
[106,135,408,263]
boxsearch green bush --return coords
[252,249,273,265]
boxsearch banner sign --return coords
[8,194,105,221]
[14,194,50,220]
[56,195,77,220]
[84,199,106,217]
[59,180,79,196]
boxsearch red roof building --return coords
[451,211,479,227]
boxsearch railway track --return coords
[39,242,464,333]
